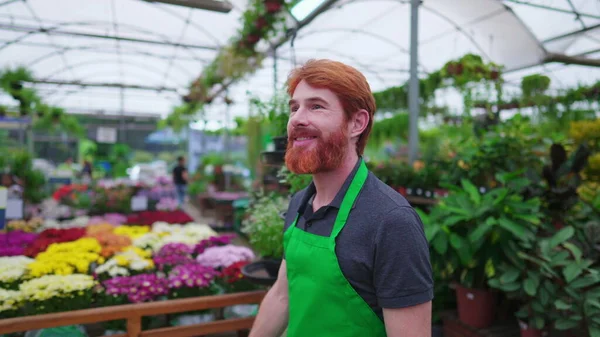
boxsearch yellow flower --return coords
[27,238,102,277]
[114,226,150,239]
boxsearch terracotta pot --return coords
[519,321,547,337]
[455,284,497,329]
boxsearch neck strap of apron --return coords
[330,159,368,239]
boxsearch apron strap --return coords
[330,159,368,239]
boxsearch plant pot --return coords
[241,259,281,286]
[260,151,285,166]
[455,284,496,329]
[272,136,288,151]
[518,321,547,337]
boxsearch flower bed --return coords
[0,215,262,332]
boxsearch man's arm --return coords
[249,259,289,337]
[383,301,432,337]
[374,206,434,336]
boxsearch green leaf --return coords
[555,319,580,330]
[443,206,471,217]
[497,217,529,238]
[461,179,481,205]
[550,251,571,267]
[524,278,538,296]
[424,224,440,242]
[571,275,600,289]
[500,268,520,284]
[500,282,521,292]
[513,213,541,225]
[491,188,509,206]
[555,299,571,310]
[587,299,600,310]
[539,287,550,306]
[589,327,600,337]
[432,231,448,254]
[563,242,583,262]
[534,316,545,330]
[443,215,469,226]
[547,226,575,249]
[563,264,584,283]
[468,217,496,243]
[449,233,464,250]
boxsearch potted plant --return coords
[423,172,544,329]
[490,225,600,337]
[241,190,289,285]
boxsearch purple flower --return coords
[0,231,38,257]
[194,234,235,255]
[102,274,168,303]
[153,243,195,271]
[196,245,255,269]
[168,263,219,289]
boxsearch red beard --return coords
[285,127,348,174]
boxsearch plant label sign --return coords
[6,198,23,219]
[131,195,148,211]
[97,127,117,144]
[0,187,6,230]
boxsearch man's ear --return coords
[349,109,370,139]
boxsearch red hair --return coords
[286,59,376,156]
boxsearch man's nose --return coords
[289,106,309,128]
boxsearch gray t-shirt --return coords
[283,159,434,321]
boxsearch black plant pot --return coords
[261,151,285,166]
[272,136,288,152]
[242,259,282,286]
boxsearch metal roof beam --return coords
[545,52,600,68]
[28,79,181,92]
[143,0,233,13]
[543,23,600,44]
[0,22,219,50]
[504,0,600,20]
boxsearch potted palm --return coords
[423,172,544,329]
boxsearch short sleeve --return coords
[373,206,434,308]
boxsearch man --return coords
[249,59,433,337]
[172,156,188,207]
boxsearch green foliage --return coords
[277,166,311,195]
[1,149,47,204]
[241,190,289,259]
[132,151,155,164]
[521,74,551,98]
[421,172,544,289]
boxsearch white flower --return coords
[0,256,34,283]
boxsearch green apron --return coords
[283,160,387,337]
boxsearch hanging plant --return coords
[265,0,284,13]
[521,74,551,98]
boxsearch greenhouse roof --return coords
[0,0,599,127]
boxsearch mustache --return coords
[288,127,321,140]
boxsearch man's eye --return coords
[312,104,323,110]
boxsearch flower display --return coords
[0,288,22,318]
[156,197,178,211]
[86,223,116,235]
[102,273,168,303]
[0,256,34,288]
[88,213,127,226]
[133,232,163,252]
[153,243,195,272]
[219,261,258,293]
[86,230,131,258]
[168,263,219,299]
[27,238,103,277]
[6,217,43,233]
[24,228,87,257]
[114,225,150,239]
[0,231,38,257]
[94,247,154,280]
[194,234,235,255]
[154,223,218,249]
[19,274,95,315]
[126,210,194,225]
[196,245,255,269]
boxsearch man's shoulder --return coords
[359,172,412,211]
